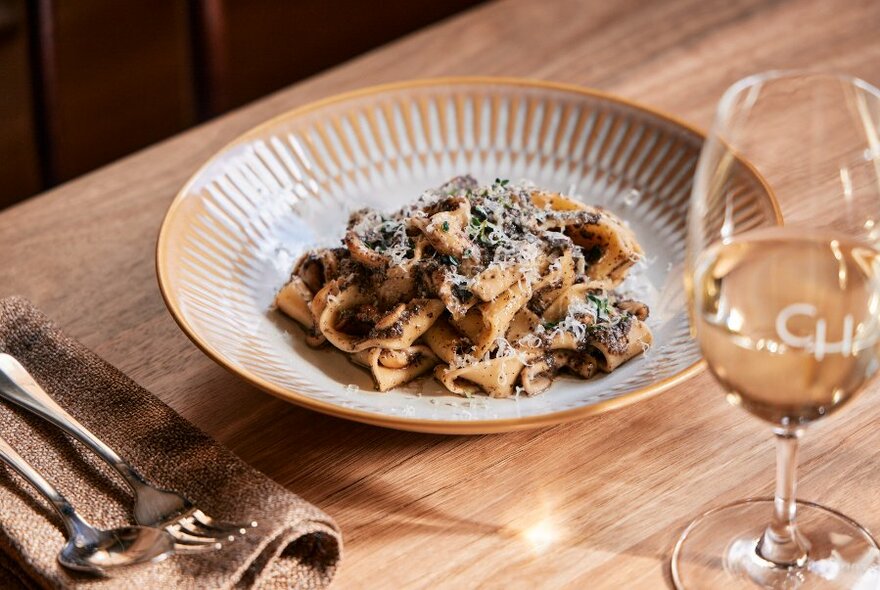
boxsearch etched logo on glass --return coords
[775,303,855,361]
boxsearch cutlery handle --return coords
[0,431,84,536]
[0,354,147,492]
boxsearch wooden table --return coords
[3,0,880,587]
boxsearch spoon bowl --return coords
[58,524,175,573]
[0,426,176,575]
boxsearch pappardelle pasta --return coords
[275,175,653,397]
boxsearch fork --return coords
[0,353,256,551]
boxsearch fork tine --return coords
[166,533,223,553]
[190,509,258,534]
[171,541,223,554]
[175,519,240,543]
[165,525,223,546]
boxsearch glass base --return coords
[671,498,880,589]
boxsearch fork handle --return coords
[0,354,148,492]
[0,429,90,538]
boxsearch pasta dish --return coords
[275,175,652,397]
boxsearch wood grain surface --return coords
[2,0,880,587]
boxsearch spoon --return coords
[0,433,174,574]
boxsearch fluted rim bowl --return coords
[157,77,779,434]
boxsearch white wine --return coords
[694,227,880,427]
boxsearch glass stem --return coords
[756,429,810,567]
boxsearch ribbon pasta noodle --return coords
[275,175,653,396]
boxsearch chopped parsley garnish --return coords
[441,254,459,266]
[441,220,450,232]
[587,293,612,319]
[494,178,510,187]
[543,320,559,330]
[468,210,501,246]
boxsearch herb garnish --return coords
[468,208,502,246]
[587,293,612,319]
[441,220,450,232]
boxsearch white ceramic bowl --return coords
[157,78,778,433]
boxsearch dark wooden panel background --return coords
[34,0,196,184]
[0,0,41,200]
[195,0,485,116]
[0,0,483,209]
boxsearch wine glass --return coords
[674,71,880,588]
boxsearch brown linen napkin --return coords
[0,297,341,589]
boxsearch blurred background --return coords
[0,0,484,209]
